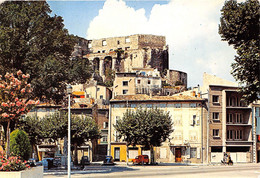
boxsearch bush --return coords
[10,129,31,160]
[0,151,29,171]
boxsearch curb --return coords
[44,168,112,175]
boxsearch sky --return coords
[1,0,243,87]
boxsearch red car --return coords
[132,155,149,165]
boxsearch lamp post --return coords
[67,85,72,178]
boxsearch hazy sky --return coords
[2,0,243,87]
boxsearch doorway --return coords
[114,147,120,161]
[175,148,181,162]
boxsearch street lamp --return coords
[66,85,72,178]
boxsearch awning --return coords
[72,91,85,96]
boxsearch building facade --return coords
[208,85,253,163]
[108,94,207,163]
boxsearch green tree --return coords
[71,115,100,165]
[18,116,43,160]
[0,1,91,104]
[10,129,32,160]
[114,108,173,164]
[219,0,260,103]
[39,112,100,165]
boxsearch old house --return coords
[108,94,207,163]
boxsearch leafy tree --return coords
[18,116,44,160]
[114,108,173,164]
[0,70,38,157]
[40,112,67,142]
[10,129,31,160]
[219,0,260,103]
[38,112,100,164]
[0,1,91,104]
[71,115,100,165]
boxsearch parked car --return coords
[103,156,114,165]
[40,158,54,169]
[132,155,149,165]
[80,156,90,166]
[28,158,42,167]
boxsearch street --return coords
[44,163,260,178]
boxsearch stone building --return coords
[108,94,207,164]
[113,68,161,96]
[86,34,168,78]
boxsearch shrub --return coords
[10,129,31,160]
[0,151,29,171]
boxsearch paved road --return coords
[44,163,260,178]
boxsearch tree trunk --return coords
[6,120,10,158]
[33,143,39,160]
[150,145,154,164]
[73,142,78,165]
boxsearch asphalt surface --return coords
[43,162,260,178]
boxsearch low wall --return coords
[0,166,43,178]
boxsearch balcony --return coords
[226,122,252,127]
[226,140,253,147]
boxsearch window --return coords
[235,113,243,123]
[190,103,196,108]
[148,80,151,84]
[100,95,103,99]
[88,43,92,48]
[146,104,152,108]
[130,104,136,108]
[227,113,233,123]
[102,50,106,53]
[213,95,219,103]
[227,130,233,140]
[213,112,219,120]
[137,80,141,84]
[160,104,166,108]
[234,130,243,140]
[190,115,196,126]
[117,40,120,45]
[101,135,108,142]
[190,148,197,158]
[174,104,181,108]
[97,88,100,91]
[123,90,128,94]
[125,47,130,50]
[97,51,100,53]
[123,81,128,86]
[103,122,108,128]
[102,40,107,46]
[125,37,130,43]
[213,129,219,137]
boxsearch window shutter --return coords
[197,148,200,159]
[103,122,106,128]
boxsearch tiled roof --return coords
[111,94,204,102]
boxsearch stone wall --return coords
[85,34,168,80]
[165,70,187,87]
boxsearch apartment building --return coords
[209,85,253,163]
[252,103,260,163]
[108,94,207,163]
